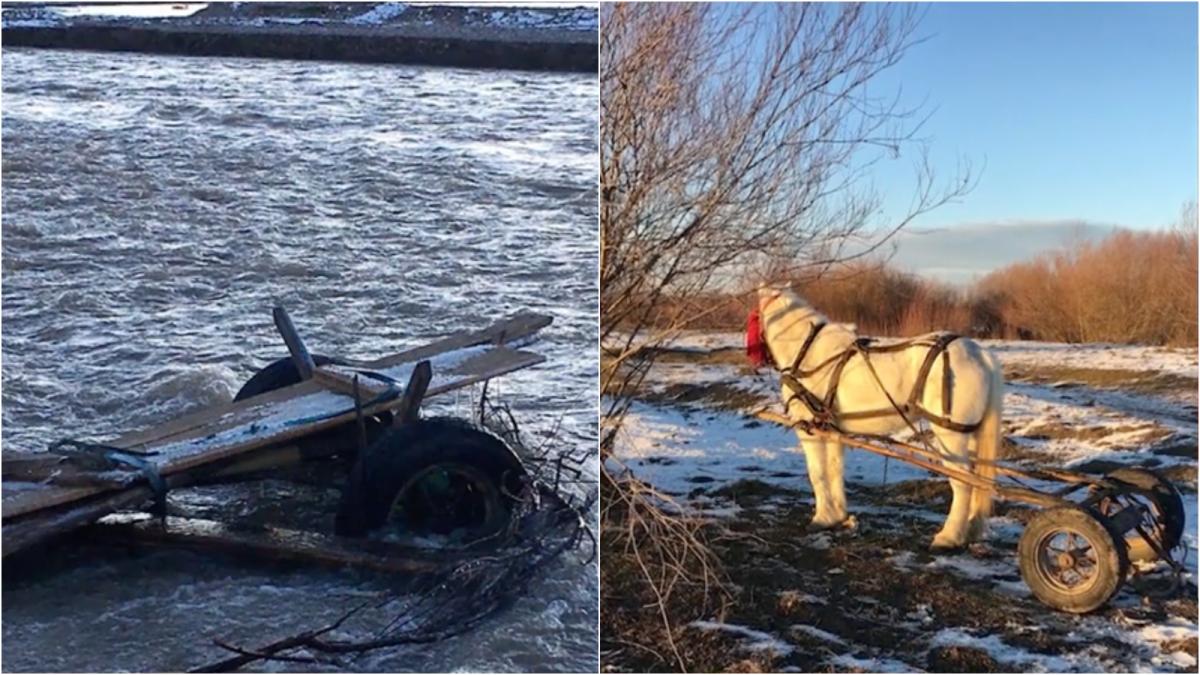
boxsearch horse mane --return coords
[765,288,825,328]
[768,289,860,334]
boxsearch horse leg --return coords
[930,429,973,550]
[964,433,989,542]
[800,433,846,528]
[823,438,849,525]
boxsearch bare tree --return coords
[599,3,973,670]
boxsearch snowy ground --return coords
[607,333,1198,673]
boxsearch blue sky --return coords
[867,2,1197,231]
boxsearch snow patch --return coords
[347,3,409,25]
[930,627,1103,672]
[689,621,793,656]
[829,653,921,672]
[789,623,846,645]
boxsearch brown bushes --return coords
[652,220,1198,347]
[977,223,1197,346]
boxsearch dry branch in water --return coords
[599,3,972,670]
[190,403,595,672]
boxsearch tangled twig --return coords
[600,457,732,673]
[190,405,596,672]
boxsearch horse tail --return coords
[970,354,1004,520]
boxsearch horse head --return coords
[747,286,826,369]
[748,286,805,368]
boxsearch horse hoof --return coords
[929,538,966,553]
[810,515,855,531]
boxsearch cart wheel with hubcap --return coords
[1093,468,1185,563]
[335,417,528,541]
[1018,506,1129,613]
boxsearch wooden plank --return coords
[85,515,462,575]
[273,305,316,381]
[2,346,545,521]
[105,384,318,452]
[149,346,545,478]
[364,310,552,369]
[7,441,319,555]
[103,311,551,452]
[4,474,188,556]
[311,367,391,398]
[394,360,432,425]
[2,453,66,482]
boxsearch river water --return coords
[1,48,597,672]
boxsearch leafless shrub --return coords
[979,204,1198,346]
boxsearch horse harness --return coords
[777,322,982,435]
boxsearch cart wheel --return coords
[335,417,528,540]
[233,354,336,401]
[1096,468,1185,563]
[1018,506,1129,613]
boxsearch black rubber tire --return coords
[1018,506,1129,613]
[1102,468,1186,563]
[335,417,528,539]
[234,354,336,401]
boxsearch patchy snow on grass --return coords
[611,400,933,499]
[984,340,1198,380]
[246,16,329,26]
[789,623,846,645]
[1003,384,1193,466]
[689,621,794,656]
[1,6,64,27]
[668,330,745,352]
[828,653,922,672]
[481,6,597,31]
[930,627,1104,672]
[346,2,409,25]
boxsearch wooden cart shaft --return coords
[754,409,1098,510]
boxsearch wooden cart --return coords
[755,409,1189,614]
[3,307,556,562]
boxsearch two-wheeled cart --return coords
[755,409,1188,613]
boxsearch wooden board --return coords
[2,311,552,554]
[86,514,467,575]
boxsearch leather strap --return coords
[780,329,980,433]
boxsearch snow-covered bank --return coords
[2,3,598,73]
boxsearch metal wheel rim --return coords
[1033,526,1102,593]
[388,462,497,534]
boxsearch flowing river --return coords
[1,47,598,672]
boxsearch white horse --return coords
[749,287,1004,549]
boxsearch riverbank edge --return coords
[2,24,598,73]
